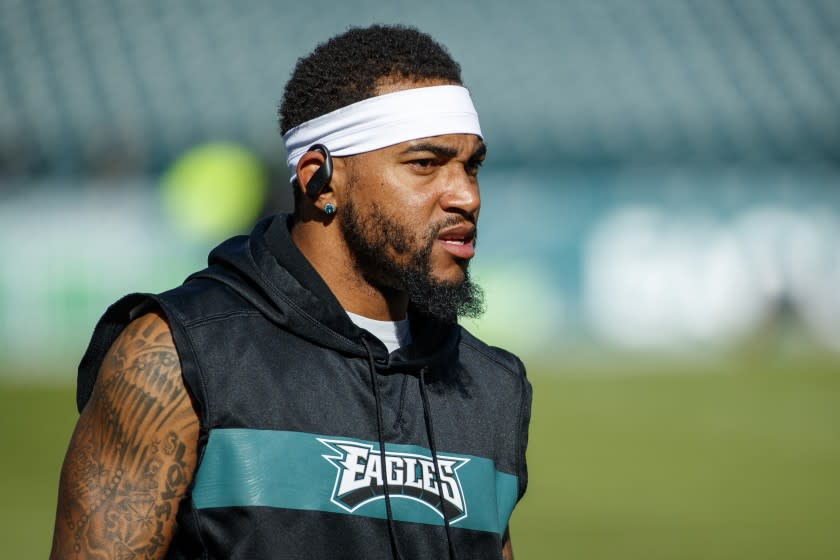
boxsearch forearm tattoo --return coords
[51,314,198,559]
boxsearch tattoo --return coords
[52,313,198,559]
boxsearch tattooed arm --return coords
[51,312,199,559]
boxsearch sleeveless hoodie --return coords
[77,214,532,560]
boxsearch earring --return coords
[323,202,336,215]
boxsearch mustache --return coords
[427,214,478,241]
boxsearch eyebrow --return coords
[402,141,487,160]
[471,143,487,160]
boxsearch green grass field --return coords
[2,354,838,559]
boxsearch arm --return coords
[51,312,199,559]
[502,525,514,560]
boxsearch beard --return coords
[339,197,485,323]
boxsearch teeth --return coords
[442,239,465,245]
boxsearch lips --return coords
[436,224,476,260]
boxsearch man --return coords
[52,24,531,560]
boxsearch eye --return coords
[409,158,435,169]
[406,158,440,174]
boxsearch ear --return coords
[295,149,328,199]
[295,151,345,214]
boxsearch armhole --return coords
[148,295,213,544]
[129,299,157,321]
[516,365,532,501]
[76,294,150,412]
[146,296,211,432]
[77,293,210,433]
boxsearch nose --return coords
[439,164,481,218]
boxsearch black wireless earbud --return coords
[302,143,333,199]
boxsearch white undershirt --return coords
[346,311,412,353]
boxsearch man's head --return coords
[279,25,463,137]
[279,25,485,322]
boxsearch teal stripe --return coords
[192,428,519,535]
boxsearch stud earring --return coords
[323,202,336,215]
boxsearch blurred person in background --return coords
[51,24,531,560]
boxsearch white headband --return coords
[282,85,482,180]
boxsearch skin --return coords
[52,77,514,558]
[503,526,514,560]
[50,312,199,559]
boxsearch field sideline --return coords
[2,356,838,559]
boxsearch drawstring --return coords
[362,338,403,560]
[419,366,457,560]
[360,338,455,560]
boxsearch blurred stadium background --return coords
[1,0,838,558]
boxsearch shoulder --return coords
[80,309,195,429]
[93,311,184,404]
[457,326,528,380]
[154,271,261,328]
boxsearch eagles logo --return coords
[319,439,470,523]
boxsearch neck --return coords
[291,217,409,321]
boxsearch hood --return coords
[186,214,460,373]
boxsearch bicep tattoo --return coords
[52,313,199,559]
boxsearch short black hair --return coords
[278,24,463,135]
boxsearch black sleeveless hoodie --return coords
[77,214,532,560]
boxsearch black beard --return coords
[339,198,485,323]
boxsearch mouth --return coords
[436,224,476,260]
